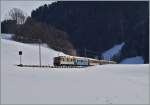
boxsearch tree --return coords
[13,17,76,56]
[6,8,27,24]
[1,20,17,33]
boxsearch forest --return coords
[1,1,149,63]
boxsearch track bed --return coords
[17,64,87,68]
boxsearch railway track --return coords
[17,64,87,68]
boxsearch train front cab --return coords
[53,57,61,66]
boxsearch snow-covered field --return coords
[1,38,149,104]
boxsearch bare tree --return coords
[6,8,27,24]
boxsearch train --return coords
[53,56,117,66]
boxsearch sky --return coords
[1,0,55,21]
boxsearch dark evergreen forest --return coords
[1,1,149,63]
[31,1,149,63]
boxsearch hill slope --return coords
[31,1,149,63]
[1,39,149,104]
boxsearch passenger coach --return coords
[53,56,117,66]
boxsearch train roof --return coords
[56,56,98,60]
[55,56,116,63]
[57,55,88,59]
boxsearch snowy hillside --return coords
[1,39,65,65]
[102,42,125,60]
[102,42,145,64]
[1,33,14,40]
[1,39,149,104]
[120,56,144,64]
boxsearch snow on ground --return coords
[1,39,149,104]
[120,56,144,64]
[1,33,14,40]
[1,39,65,65]
[102,42,125,60]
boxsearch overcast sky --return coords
[1,0,55,21]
